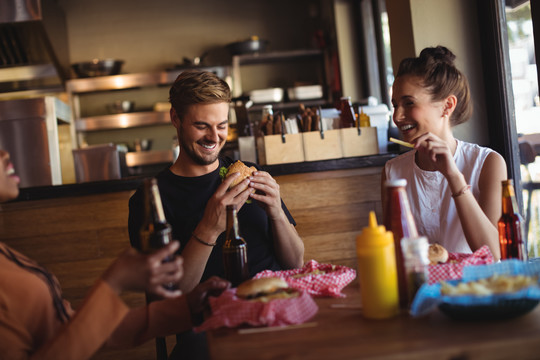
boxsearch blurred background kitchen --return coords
[1,0,539,255]
[0,0,397,186]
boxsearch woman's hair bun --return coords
[419,46,456,66]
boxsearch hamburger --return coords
[220,160,257,190]
[236,277,299,303]
[428,243,449,265]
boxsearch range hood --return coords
[0,0,69,97]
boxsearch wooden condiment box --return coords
[256,133,305,165]
[339,127,379,157]
[302,129,343,161]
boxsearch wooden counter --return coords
[13,153,397,201]
[206,281,540,360]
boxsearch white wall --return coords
[387,0,489,146]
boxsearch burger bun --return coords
[236,277,298,302]
[225,160,257,190]
[428,243,449,264]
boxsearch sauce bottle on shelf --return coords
[401,236,430,308]
[339,96,356,128]
[358,107,371,127]
[223,204,250,286]
[356,211,399,319]
[498,179,528,261]
[383,179,418,310]
[139,178,178,290]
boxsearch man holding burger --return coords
[128,69,304,293]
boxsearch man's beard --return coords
[179,132,221,166]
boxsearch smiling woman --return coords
[382,45,507,261]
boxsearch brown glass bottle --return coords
[498,179,527,261]
[383,179,419,309]
[140,178,177,290]
[223,204,250,287]
[339,96,356,128]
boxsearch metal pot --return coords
[226,38,269,55]
[71,59,124,78]
[107,100,135,114]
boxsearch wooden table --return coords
[206,282,540,360]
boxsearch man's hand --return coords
[186,277,231,323]
[198,172,253,237]
[248,170,285,221]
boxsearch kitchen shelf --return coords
[66,66,228,94]
[234,49,324,66]
[66,65,230,159]
[231,48,329,103]
[125,149,173,167]
[248,99,327,112]
[75,111,169,131]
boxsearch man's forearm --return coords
[271,214,304,269]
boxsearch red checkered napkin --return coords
[194,288,318,332]
[427,245,495,284]
[254,259,357,298]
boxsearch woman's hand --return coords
[102,241,184,298]
[414,132,460,179]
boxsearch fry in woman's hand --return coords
[390,137,414,148]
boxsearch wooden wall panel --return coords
[276,166,384,270]
[0,166,384,359]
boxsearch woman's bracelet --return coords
[191,232,217,247]
[452,184,471,198]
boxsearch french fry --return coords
[390,137,414,148]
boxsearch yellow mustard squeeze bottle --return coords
[358,107,371,127]
[356,211,399,319]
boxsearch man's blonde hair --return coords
[169,69,231,120]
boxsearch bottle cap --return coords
[385,179,407,187]
[401,236,429,263]
[502,179,513,186]
[356,211,394,247]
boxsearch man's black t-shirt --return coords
[128,156,295,281]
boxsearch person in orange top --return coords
[0,148,230,359]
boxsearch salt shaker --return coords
[401,236,430,308]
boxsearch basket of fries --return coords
[411,260,540,320]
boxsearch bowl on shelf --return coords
[107,100,135,114]
[287,85,323,101]
[71,59,124,78]
[226,37,268,55]
[248,88,284,103]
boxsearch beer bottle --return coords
[223,204,250,287]
[498,179,528,261]
[140,178,177,290]
[383,179,419,310]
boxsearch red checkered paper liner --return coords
[253,259,357,297]
[427,245,495,284]
[194,288,318,332]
